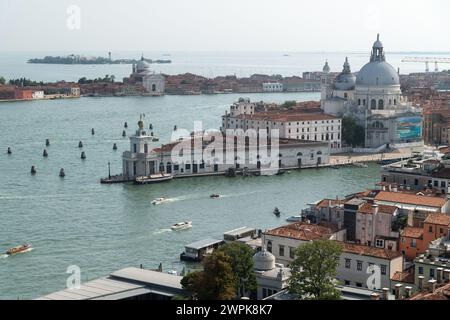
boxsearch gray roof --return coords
[185,238,224,250]
[356,61,400,87]
[223,227,256,237]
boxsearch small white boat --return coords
[6,243,32,256]
[134,173,173,185]
[151,197,167,205]
[171,221,192,231]
[167,270,177,275]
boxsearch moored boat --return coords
[210,194,220,199]
[134,173,173,185]
[273,207,281,217]
[151,197,167,205]
[171,221,192,231]
[6,244,32,255]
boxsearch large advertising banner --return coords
[396,116,422,141]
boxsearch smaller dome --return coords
[253,249,275,271]
[136,55,150,72]
[334,57,356,91]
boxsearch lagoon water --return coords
[0,50,390,299]
[0,92,382,299]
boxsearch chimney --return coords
[382,288,389,300]
[404,286,413,299]
[418,276,425,291]
[428,279,437,293]
[370,292,380,300]
[437,267,444,284]
[394,283,403,300]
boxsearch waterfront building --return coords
[320,35,423,149]
[336,242,403,291]
[125,55,165,96]
[31,90,44,100]
[281,76,321,92]
[221,99,342,153]
[263,222,346,266]
[180,238,225,262]
[122,116,330,180]
[253,248,291,300]
[262,82,283,92]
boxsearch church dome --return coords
[334,57,356,90]
[356,34,400,87]
[253,249,275,271]
[136,55,150,72]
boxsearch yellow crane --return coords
[401,57,450,72]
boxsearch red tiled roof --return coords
[357,203,398,215]
[409,283,450,300]
[316,199,343,209]
[424,213,450,226]
[401,227,423,239]
[266,223,338,241]
[339,242,402,260]
[374,191,447,208]
[391,270,415,284]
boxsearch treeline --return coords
[77,75,116,84]
[7,78,45,87]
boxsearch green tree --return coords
[342,116,365,147]
[181,251,237,300]
[281,100,297,109]
[0,76,5,85]
[289,240,342,300]
[218,242,257,298]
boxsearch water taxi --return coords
[134,173,173,185]
[286,215,303,223]
[151,197,167,205]
[273,207,281,217]
[171,221,192,231]
[6,244,32,256]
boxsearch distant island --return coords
[27,54,171,65]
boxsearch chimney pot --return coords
[418,276,425,291]
[382,287,389,300]
[405,286,413,299]
[370,293,380,300]
[428,279,437,293]
[437,267,444,284]
[395,283,403,300]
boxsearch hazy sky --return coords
[1,0,450,52]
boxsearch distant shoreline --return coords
[28,56,171,65]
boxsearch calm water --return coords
[1,51,449,82]
[0,92,382,299]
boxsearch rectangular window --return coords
[375,239,384,248]
[430,268,435,278]
[174,164,179,171]
[289,247,295,259]
[185,164,191,170]
[357,261,363,271]
[263,288,267,298]
[279,245,285,257]
[381,265,387,275]
[429,226,433,233]
[418,266,424,275]
[345,259,351,269]
[356,283,363,288]
[411,239,417,248]
[344,280,350,286]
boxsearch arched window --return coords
[152,84,156,92]
[389,99,392,105]
[378,99,384,110]
[371,99,377,110]
[297,152,303,157]
[358,99,361,106]
[394,99,397,105]
[267,241,272,253]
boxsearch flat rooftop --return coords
[224,227,256,237]
[185,238,224,250]
[36,267,184,300]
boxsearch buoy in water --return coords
[124,122,128,128]
[59,168,65,178]
[7,147,12,155]
[149,124,153,130]
[31,166,37,175]
[45,139,50,146]
[78,141,83,148]
[122,130,126,137]
[81,151,86,160]
[43,149,48,157]
[113,143,118,150]
[91,128,95,135]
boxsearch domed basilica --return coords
[321,35,423,149]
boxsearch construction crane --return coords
[401,57,450,73]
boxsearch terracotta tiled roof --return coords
[357,203,398,215]
[424,213,450,226]
[374,191,447,208]
[339,242,402,260]
[391,270,415,284]
[409,283,450,300]
[401,227,423,239]
[316,199,343,209]
[265,223,338,241]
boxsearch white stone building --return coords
[222,99,343,153]
[321,35,423,149]
[122,116,331,181]
[262,82,283,92]
[32,90,44,100]
[128,55,165,96]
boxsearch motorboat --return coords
[134,173,173,185]
[6,244,32,255]
[151,197,167,205]
[171,221,192,231]
[353,163,368,168]
[210,194,220,199]
[273,207,281,217]
[286,215,303,223]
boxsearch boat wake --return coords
[0,254,8,259]
[152,228,172,235]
